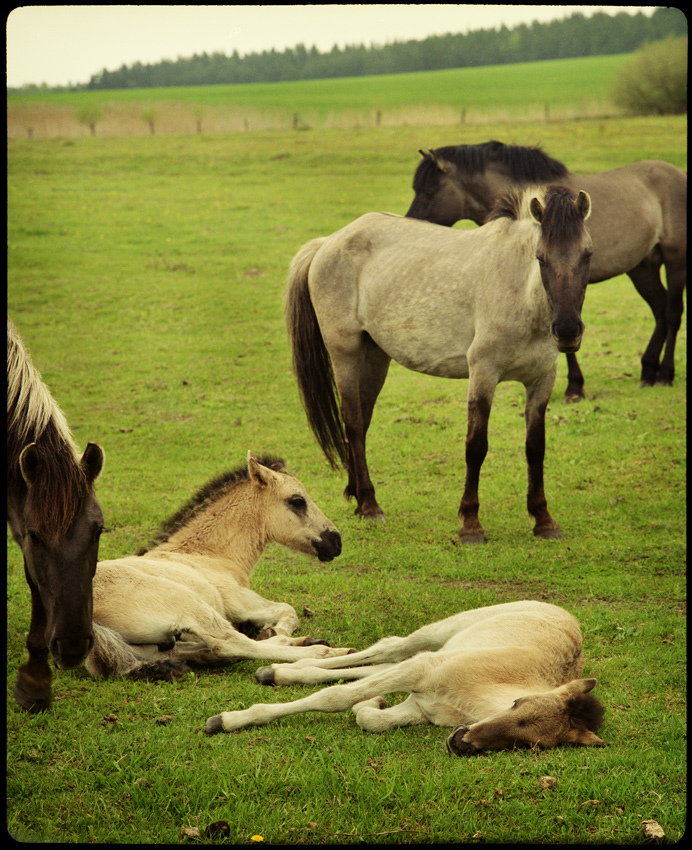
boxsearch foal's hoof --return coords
[205,715,225,735]
[255,666,276,686]
[299,637,330,647]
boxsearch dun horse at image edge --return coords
[286,184,593,542]
[407,141,687,400]
[7,315,105,712]
[207,599,608,756]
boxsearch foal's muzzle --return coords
[314,529,342,561]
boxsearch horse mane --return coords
[486,184,587,246]
[413,141,569,193]
[567,692,606,732]
[136,455,287,554]
[7,316,89,534]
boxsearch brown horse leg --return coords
[14,581,53,712]
[525,373,564,540]
[458,395,491,543]
[656,251,686,386]
[564,353,585,402]
[336,341,390,519]
[626,257,668,387]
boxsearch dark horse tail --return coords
[284,238,349,470]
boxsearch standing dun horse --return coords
[206,600,608,756]
[407,141,687,399]
[85,453,352,681]
[286,185,592,542]
[7,316,105,712]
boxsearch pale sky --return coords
[7,4,658,89]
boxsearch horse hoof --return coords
[564,392,584,403]
[534,526,565,540]
[300,637,330,647]
[255,666,276,686]
[205,715,225,735]
[638,379,655,388]
[13,678,52,713]
[459,531,487,544]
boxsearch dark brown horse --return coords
[286,186,592,542]
[7,316,105,711]
[406,141,687,399]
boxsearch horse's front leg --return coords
[524,369,564,539]
[458,384,494,544]
[564,353,585,402]
[14,579,53,712]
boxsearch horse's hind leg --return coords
[459,372,495,543]
[656,249,686,386]
[626,256,668,387]
[524,368,564,540]
[333,335,390,519]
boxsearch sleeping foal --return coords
[206,600,607,754]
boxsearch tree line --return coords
[20,7,688,93]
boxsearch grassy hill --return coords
[8,53,632,138]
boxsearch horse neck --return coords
[156,481,270,576]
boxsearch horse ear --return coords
[247,451,269,487]
[576,190,592,221]
[19,443,41,487]
[529,197,544,223]
[81,442,105,484]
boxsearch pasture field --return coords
[7,115,686,844]
[7,52,632,138]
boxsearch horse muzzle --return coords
[314,529,342,561]
[50,634,94,670]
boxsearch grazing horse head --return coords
[13,441,105,672]
[529,185,592,353]
[248,453,342,562]
[446,678,607,755]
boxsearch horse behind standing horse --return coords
[7,315,105,712]
[85,453,352,681]
[406,141,687,399]
[206,599,608,756]
[285,185,592,542]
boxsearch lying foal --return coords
[206,600,607,754]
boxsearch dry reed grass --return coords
[6,97,622,139]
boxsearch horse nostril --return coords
[316,530,342,561]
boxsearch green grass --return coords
[7,115,686,844]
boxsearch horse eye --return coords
[536,255,546,266]
[288,496,307,511]
[27,529,42,545]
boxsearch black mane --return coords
[136,455,286,554]
[413,141,569,193]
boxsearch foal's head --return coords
[446,678,607,755]
[249,453,342,562]
[529,185,593,353]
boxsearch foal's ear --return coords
[575,190,592,221]
[81,442,105,484]
[19,443,41,487]
[247,451,269,487]
[529,197,544,224]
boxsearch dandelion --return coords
[250,835,264,843]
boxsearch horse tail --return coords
[284,238,349,469]
[85,623,188,682]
